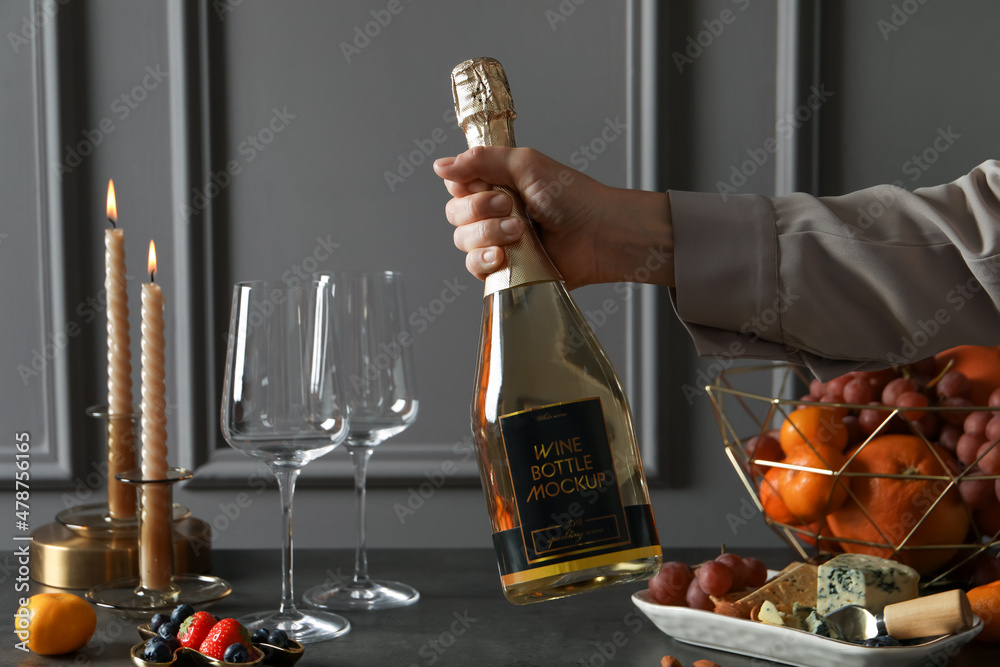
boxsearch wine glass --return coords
[221,279,351,642]
[303,270,420,611]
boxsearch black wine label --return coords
[498,397,643,570]
[492,504,660,585]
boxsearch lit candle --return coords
[140,240,171,590]
[105,180,136,520]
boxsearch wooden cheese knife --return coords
[825,589,977,642]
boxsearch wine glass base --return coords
[86,574,231,616]
[302,579,420,611]
[238,608,350,644]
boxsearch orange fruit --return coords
[779,406,848,455]
[15,592,96,655]
[827,434,970,575]
[935,345,1000,405]
[775,444,849,523]
[968,579,1000,642]
[760,467,797,525]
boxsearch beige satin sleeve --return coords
[668,159,1000,379]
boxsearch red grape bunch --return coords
[647,552,769,611]
[797,358,1000,525]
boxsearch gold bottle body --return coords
[472,281,661,604]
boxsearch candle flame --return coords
[148,240,157,281]
[107,179,117,227]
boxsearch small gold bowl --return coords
[132,624,304,667]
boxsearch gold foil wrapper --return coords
[451,58,561,296]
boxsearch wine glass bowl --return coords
[221,279,351,642]
[303,270,420,611]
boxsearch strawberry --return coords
[177,610,217,650]
[198,618,252,661]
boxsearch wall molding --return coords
[168,2,657,489]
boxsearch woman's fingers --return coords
[445,190,516,227]
[453,216,523,253]
[467,247,503,278]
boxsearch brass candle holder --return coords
[85,467,230,615]
[29,407,213,590]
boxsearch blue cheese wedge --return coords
[816,553,919,616]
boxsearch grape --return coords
[824,375,851,401]
[695,560,734,597]
[957,433,987,466]
[809,378,825,397]
[895,391,929,420]
[857,369,897,395]
[859,403,889,435]
[685,577,714,611]
[940,396,974,426]
[882,377,917,405]
[936,370,970,399]
[959,471,995,510]
[964,411,992,436]
[648,561,693,606]
[986,416,1000,443]
[989,388,1000,408]
[742,557,768,588]
[939,423,962,454]
[715,553,747,591]
[978,440,1000,475]
[842,377,874,405]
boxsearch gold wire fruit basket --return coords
[706,363,1000,585]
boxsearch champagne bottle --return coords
[451,57,662,604]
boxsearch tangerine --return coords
[775,444,849,523]
[967,579,1000,642]
[826,434,970,575]
[779,406,848,455]
[14,592,96,655]
[759,467,797,525]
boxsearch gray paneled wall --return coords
[3,1,999,555]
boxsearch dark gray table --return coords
[6,548,998,666]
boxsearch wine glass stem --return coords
[349,445,374,586]
[273,465,301,615]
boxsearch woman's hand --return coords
[434,146,674,290]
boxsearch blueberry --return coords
[158,621,180,640]
[150,613,170,633]
[170,603,195,625]
[266,629,289,648]
[142,637,173,663]
[223,643,249,663]
[251,627,270,643]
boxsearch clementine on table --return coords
[779,406,848,455]
[827,434,970,575]
[968,579,1000,642]
[15,592,96,655]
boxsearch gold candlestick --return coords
[86,467,231,616]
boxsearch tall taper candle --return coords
[140,240,171,591]
[105,179,136,520]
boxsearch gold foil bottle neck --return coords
[450,58,562,296]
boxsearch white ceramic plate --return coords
[632,590,983,667]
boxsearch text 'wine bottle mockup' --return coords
[451,57,662,604]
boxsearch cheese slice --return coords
[733,562,818,617]
[816,553,919,616]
